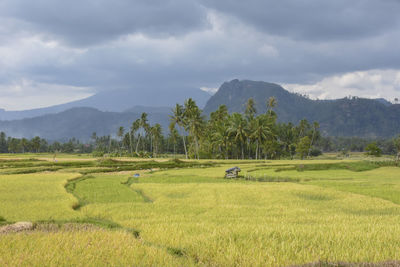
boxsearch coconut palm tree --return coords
[308,121,320,157]
[228,113,247,159]
[211,123,231,159]
[168,123,179,158]
[170,104,188,159]
[245,98,257,121]
[250,115,273,159]
[130,119,140,155]
[117,126,125,156]
[267,96,277,118]
[139,113,150,151]
[151,123,162,157]
[184,98,204,159]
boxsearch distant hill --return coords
[2,79,399,140]
[0,87,210,121]
[203,79,400,138]
[0,107,170,142]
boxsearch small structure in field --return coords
[225,166,241,178]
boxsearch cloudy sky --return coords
[1,0,400,110]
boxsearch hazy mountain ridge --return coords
[0,107,170,141]
[1,79,399,140]
[203,79,400,138]
[0,87,210,121]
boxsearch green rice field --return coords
[0,154,400,266]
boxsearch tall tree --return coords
[228,113,247,159]
[131,119,140,154]
[266,96,277,117]
[184,98,204,159]
[308,121,320,157]
[168,123,179,158]
[117,126,125,156]
[151,123,163,157]
[170,104,188,159]
[394,135,400,162]
[31,136,41,153]
[0,132,8,153]
[245,98,257,158]
[297,136,311,159]
[138,113,150,152]
[245,98,257,121]
[250,115,273,159]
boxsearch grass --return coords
[68,173,145,208]
[81,182,400,266]
[0,172,83,221]
[0,154,400,266]
[0,228,190,266]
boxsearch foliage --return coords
[297,136,311,159]
[365,142,382,157]
[203,79,400,138]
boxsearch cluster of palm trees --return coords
[95,113,164,157]
[168,97,321,160]
[94,97,321,159]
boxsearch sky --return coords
[1,0,400,110]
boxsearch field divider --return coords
[64,173,95,210]
[121,177,153,203]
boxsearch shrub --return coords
[309,148,322,157]
[365,142,382,157]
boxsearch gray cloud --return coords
[0,0,209,46]
[201,0,400,41]
[1,0,400,110]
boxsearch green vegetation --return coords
[365,142,382,157]
[0,154,400,266]
[202,79,400,138]
[2,96,400,160]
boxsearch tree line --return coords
[0,133,92,154]
[1,97,399,159]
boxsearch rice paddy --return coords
[0,154,399,266]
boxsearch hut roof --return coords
[225,166,241,173]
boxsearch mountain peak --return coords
[203,79,297,115]
[203,79,400,138]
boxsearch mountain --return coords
[2,79,399,140]
[0,107,170,142]
[0,87,210,121]
[203,79,400,138]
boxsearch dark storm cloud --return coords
[201,0,400,41]
[1,0,400,109]
[0,0,209,46]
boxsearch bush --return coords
[365,142,382,157]
[309,148,322,157]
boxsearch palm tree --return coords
[228,113,247,159]
[168,123,179,158]
[170,104,188,159]
[394,135,400,163]
[184,98,204,159]
[250,115,273,159]
[151,123,162,157]
[117,126,125,156]
[244,98,257,158]
[267,97,277,118]
[245,98,257,121]
[131,119,140,154]
[308,121,320,157]
[211,124,231,159]
[137,113,150,152]
[277,122,295,157]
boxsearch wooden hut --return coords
[225,166,241,178]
